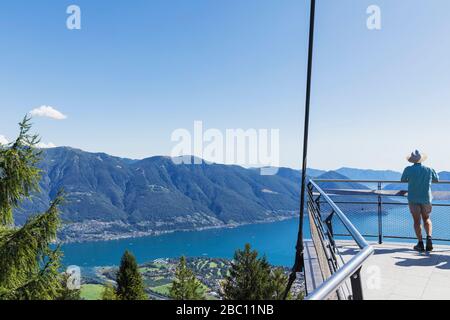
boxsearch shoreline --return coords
[58,213,299,245]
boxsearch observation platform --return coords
[303,179,450,300]
[304,241,450,300]
[343,242,450,300]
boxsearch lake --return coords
[60,205,450,268]
[61,218,302,268]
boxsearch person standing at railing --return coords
[401,150,439,252]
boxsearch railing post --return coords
[315,194,321,213]
[377,182,383,244]
[325,211,335,249]
[350,267,364,300]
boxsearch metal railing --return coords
[315,179,450,243]
[305,179,450,300]
[305,180,374,300]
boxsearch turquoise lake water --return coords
[61,218,301,268]
[60,205,450,268]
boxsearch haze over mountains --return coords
[15,147,449,242]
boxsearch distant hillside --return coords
[254,167,325,183]
[314,171,370,190]
[433,172,450,191]
[312,171,400,214]
[306,168,327,178]
[384,171,450,190]
[16,147,318,242]
[336,168,401,183]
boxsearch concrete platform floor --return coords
[338,242,450,300]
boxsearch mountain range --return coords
[335,168,402,182]
[15,148,309,242]
[14,147,449,242]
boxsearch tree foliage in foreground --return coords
[170,256,205,300]
[0,116,67,300]
[222,243,291,300]
[116,250,147,300]
[101,283,118,300]
[270,267,291,300]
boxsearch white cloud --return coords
[29,106,67,120]
[0,135,8,145]
[37,142,57,149]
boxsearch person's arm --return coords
[401,168,409,182]
[432,169,439,183]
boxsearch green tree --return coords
[0,116,65,300]
[102,283,117,300]
[270,268,290,300]
[222,244,274,300]
[0,116,41,225]
[169,256,205,300]
[116,250,147,300]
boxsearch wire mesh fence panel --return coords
[319,202,380,239]
[381,205,416,240]
[318,199,450,243]
[383,204,450,242]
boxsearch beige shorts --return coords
[409,203,432,217]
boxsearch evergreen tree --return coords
[169,256,205,300]
[116,250,147,300]
[0,116,65,300]
[101,283,117,300]
[222,244,273,300]
[0,116,41,225]
[270,268,290,300]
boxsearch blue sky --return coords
[0,0,449,172]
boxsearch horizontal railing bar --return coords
[309,180,370,249]
[321,193,407,198]
[306,246,374,301]
[314,189,450,199]
[314,179,450,184]
[334,233,379,238]
[323,189,408,196]
[321,201,394,205]
[319,201,450,206]
[313,194,450,200]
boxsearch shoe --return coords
[426,237,433,252]
[414,241,425,252]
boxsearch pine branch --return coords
[0,115,42,225]
[2,247,63,300]
[0,117,64,300]
[0,192,63,291]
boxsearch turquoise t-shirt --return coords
[401,163,439,204]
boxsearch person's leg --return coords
[421,205,432,237]
[409,203,423,240]
[422,204,433,251]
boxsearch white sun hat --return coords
[407,150,428,164]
